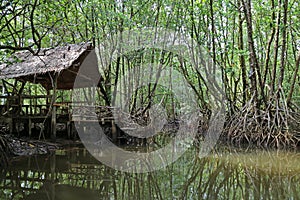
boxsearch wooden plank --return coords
[71,119,100,122]
[21,95,53,99]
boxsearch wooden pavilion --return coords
[0,43,104,140]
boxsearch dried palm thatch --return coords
[0,42,99,90]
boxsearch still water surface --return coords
[0,145,300,200]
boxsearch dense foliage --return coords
[1,0,299,147]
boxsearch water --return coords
[0,145,299,200]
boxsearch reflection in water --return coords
[0,146,299,199]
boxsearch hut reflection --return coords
[0,147,299,199]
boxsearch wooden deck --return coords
[0,95,116,140]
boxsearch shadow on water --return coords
[0,145,300,199]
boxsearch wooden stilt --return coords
[111,120,117,142]
[28,118,32,138]
[51,73,58,142]
[67,121,71,139]
[51,106,57,141]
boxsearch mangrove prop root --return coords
[225,93,300,148]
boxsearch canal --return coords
[0,145,299,199]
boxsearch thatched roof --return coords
[0,43,100,90]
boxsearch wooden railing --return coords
[0,95,74,117]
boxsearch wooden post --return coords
[51,73,58,142]
[51,105,57,141]
[29,85,32,115]
[28,118,32,138]
[111,120,117,142]
[46,90,50,105]
[34,85,37,115]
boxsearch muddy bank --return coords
[0,134,83,167]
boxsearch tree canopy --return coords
[1,0,299,147]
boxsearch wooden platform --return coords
[0,94,116,140]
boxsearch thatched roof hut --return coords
[0,43,100,90]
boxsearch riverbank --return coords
[0,134,83,167]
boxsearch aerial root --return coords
[225,94,300,148]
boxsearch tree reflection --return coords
[0,147,299,199]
